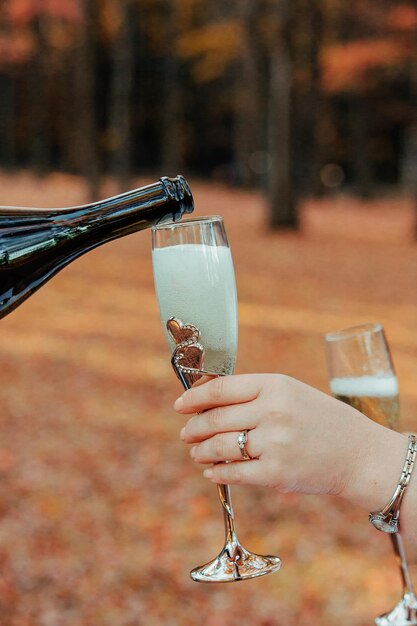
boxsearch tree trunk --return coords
[0,72,15,168]
[309,0,324,196]
[29,16,50,177]
[109,0,134,191]
[294,0,323,197]
[350,94,373,198]
[161,0,184,174]
[408,31,417,237]
[74,0,101,200]
[233,0,264,187]
[267,1,297,229]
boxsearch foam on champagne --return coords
[152,243,238,374]
[330,375,399,398]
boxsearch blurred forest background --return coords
[0,0,416,224]
[1,1,417,625]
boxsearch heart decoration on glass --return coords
[167,317,205,385]
[175,345,204,373]
[167,318,200,346]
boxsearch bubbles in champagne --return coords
[152,243,238,374]
[330,375,399,429]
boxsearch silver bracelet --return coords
[369,434,417,533]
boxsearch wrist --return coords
[341,422,408,513]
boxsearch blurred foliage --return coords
[0,0,415,218]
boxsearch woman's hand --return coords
[175,374,407,512]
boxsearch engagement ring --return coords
[237,430,251,460]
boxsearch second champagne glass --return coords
[324,323,417,626]
[152,216,281,583]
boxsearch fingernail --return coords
[174,396,184,411]
[203,469,213,479]
[190,446,196,458]
[180,427,186,440]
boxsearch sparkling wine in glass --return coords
[324,323,417,626]
[152,215,281,583]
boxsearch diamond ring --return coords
[237,430,251,460]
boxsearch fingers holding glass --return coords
[174,373,263,414]
[181,401,259,444]
[203,460,263,486]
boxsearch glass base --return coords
[190,542,282,583]
[375,594,417,626]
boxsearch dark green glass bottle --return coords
[0,175,193,318]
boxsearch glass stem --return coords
[391,532,416,598]
[175,366,241,551]
[217,483,239,546]
[175,368,240,551]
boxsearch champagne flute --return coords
[324,323,417,626]
[152,215,281,583]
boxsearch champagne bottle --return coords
[0,175,193,319]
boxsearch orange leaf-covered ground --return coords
[1,171,417,625]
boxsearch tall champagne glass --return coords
[324,323,417,626]
[152,216,281,583]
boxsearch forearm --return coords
[341,426,417,553]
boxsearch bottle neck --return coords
[159,176,194,219]
[0,175,193,222]
[79,176,193,227]
[72,176,194,244]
